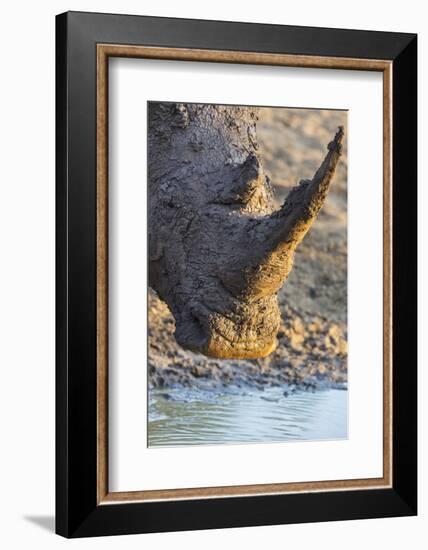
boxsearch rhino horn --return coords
[222,127,344,301]
[267,126,343,249]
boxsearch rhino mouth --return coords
[202,333,278,360]
[174,296,280,359]
[175,319,278,359]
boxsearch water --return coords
[148,385,348,447]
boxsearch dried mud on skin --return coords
[149,108,348,390]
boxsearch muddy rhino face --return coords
[148,102,343,359]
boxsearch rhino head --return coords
[148,103,343,359]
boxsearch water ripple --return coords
[148,386,347,447]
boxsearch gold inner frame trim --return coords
[96,44,393,505]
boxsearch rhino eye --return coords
[210,153,273,212]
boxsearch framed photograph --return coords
[56,11,417,537]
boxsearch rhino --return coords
[148,102,344,359]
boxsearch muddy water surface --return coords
[148,386,347,447]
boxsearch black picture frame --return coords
[56,11,417,538]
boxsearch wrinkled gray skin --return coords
[148,102,343,359]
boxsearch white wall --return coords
[0,1,425,548]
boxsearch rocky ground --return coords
[149,107,348,391]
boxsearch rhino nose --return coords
[174,311,210,354]
[174,308,278,360]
